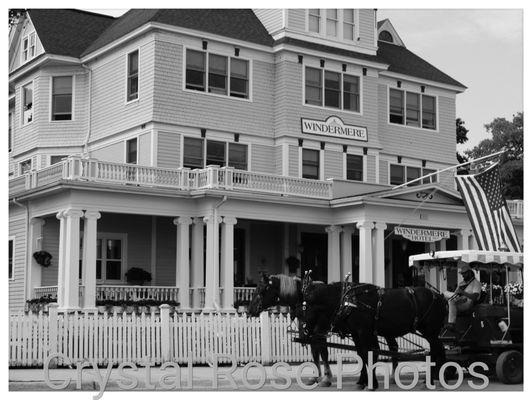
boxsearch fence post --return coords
[260,312,272,364]
[48,303,58,366]
[160,304,172,362]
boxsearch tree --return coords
[465,112,523,199]
[455,118,469,164]
[9,9,25,29]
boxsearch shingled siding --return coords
[358,9,376,48]
[91,141,124,163]
[366,154,376,183]
[155,216,176,286]
[89,35,155,143]
[251,144,275,173]
[41,217,60,287]
[286,9,306,31]
[253,9,284,35]
[324,149,343,179]
[9,209,27,312]
[152,38,275,139]
[13,72,41,156]
[288,144,299,177]
[157,131,181,169]
[377,83,457,165]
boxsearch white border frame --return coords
[124,136,140,164]
[305,9,360,44]
[95,232,128,284]
[386,84,439,133]
[125,47,141,105]
[49,74,75,122]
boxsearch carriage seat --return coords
[456,291,486,317]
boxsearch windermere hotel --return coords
[8,9,523,312]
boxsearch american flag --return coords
[455,162,521,252]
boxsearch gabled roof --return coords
[82,9,274,56]
[28,9,116,58]
[377,41,466,88]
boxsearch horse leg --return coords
[310,342,322,384]
[426,335,447,386]
[353,331,370,389]
[317,337,332,387]
[385,336,399,383]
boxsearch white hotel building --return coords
[8,9,523,312]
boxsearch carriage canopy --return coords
[409,250,523,270]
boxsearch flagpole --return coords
[392,150,506,190]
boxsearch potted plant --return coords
[167,300,180,313]
[505,282,523,307]
[145,299,160,313]
[26,295,56,313]
[233,299,250,313]
[111,300,124,314]
[125,268,152,286]
[124,300,136,314]
[137,299,149,314]
[96,300,108,313]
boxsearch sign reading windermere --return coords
[301,116,367,141]
[395,226,450,242]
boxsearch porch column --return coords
[191,218,205,309]
[82,211,101,309]
[27,218,46,300]
[357,221,374,283]
[340,225,355,281]
[438,236,448,292]
[456,229,472,283]
[221,216,237,311]
[56,211,66,308]
[59,209,84,311]
[373,222,387,287]
[174,217,192,310]
[426,242,439,289]
[326,225,342,282]
[203,213,222,311]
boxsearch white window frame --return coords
[387,85,439,132]
[181,135,249,171]
[125,48,140,104]
[21,80,34,126]
[9,236,15,281]
[182,46,253,102]
[8,111,13,153]
[49,155,68,165]
[343,152,365,182]
[303,65,363,115]
[95,233,128,284]
[125,137,139,164]
[49,75,75,122]
[307,9,359,42]
[342,9,358,42]
[326,9,338,37]
[19,159,32,175]
[300,147,322,180]
[308,9,321,33]
[388,162,438,186]
[21,31,36,64]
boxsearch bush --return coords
[125,268,152,284]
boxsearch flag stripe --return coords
[457,176,491,249]
[469,177,499,250]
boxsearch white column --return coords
[341,225,355,281]
[174,217,192,310]
[203,213,222,311]
[357,221,374,283]
[82,211,101,309]
[438,236,447,292]
[326,225,342,283]
[456,229,471,284]
[56,211,66,308]
[59,209,84,311]
[373,222,387,287]
[221,216,237,311]
[27,218,46,300]
[191,218,205,309]
[427,242,439,289]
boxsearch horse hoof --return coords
[356,383,366,390]
[318,379,332,387]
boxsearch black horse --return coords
[301,280,449,389]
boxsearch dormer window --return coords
[21,32,36,63]
[343,9,356,41]
[308,9,358,41]
[379,30,394,43]
[326,10,338,36]
[308,9,321,33]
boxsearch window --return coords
[389,89,404,124]
[379,30,393,42]
[186,50,249,99]
[390,164,435,186]
[422,95,436,129]
[22,82,33,125]
[343,75,360,112]
[9,239,14,280]
[389,88,437,130]
[346,154,363,181]
[302,149,320,180]
[50,155,68,165]
[326,9,338,36]
[127,50,139,101]
[183,137,204,169]
[343,9,356,40]
[406,166,421,186]
[19,159,32,175]
[186,49,206,91]
[230,58,249,98]
[406,92,420,127]
[422,168,438,184]
[126,138,138,164]
[390,164,404,185]
[51,76,73,121]
[308,9,321,33]
[228,143,248,170]
[8,112,13,152]
[96,236,125,282]
[22,32,36,63]
[305,67,361,112]
[206,140,226,167]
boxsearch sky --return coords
[86,8,523,152]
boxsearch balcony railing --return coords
[10,156,333,200]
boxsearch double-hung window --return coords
[127,50,139,101]
[389,88,437,130]
[51,76,73,121]
[22,82,33,125]
[186,49,249,99]
[19,159,32,175]
[343,9,356,40]
[8,112,13,152]
[308,9,321,33]
[390,164,438,186]
[302,149,320,180]
[96,235,125,282]
[228,143,248,170]
[126,138,138,164]
[346,154,363,181]
[9,239,14,280]
[206,140,226,166]
[183,137,204,169]
[50,155,68,165]
[22,32,36,63]
[305,67,360,112]
[326,9,338,37]
[183,138,248,170]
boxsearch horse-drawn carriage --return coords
[409,249,523,384]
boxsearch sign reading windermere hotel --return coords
[301,116,368,141]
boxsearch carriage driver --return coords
[444,261,482,331]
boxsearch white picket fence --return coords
[9,305,429,367]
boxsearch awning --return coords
[409,250,523,269]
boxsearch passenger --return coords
[443,261,482,331]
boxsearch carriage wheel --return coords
[495,350,523,384]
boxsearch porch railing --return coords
[507,199,523,219]
[96,285,179,301]
[234,287,256,303]
[34,286,58,298]
[10,156,333,200]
